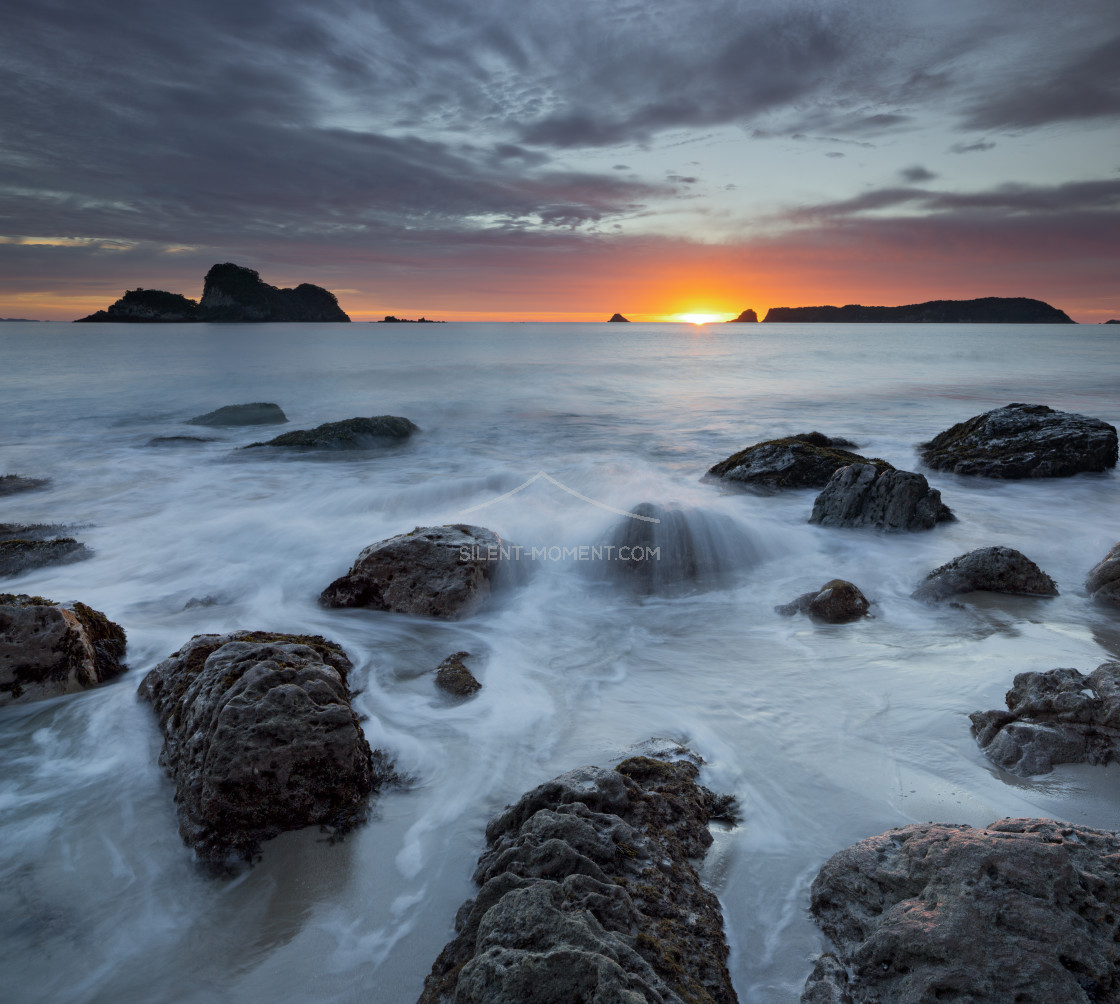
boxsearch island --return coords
[761,297,1073,323]
[0,317,42,322]
[75,263,350,322]
[379,316,443,323]
[726,309,758,322]
[608,313,629,322]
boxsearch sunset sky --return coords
[2,0,1118,322]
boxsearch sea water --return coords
[1,321,1117,1002]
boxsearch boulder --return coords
[913,546,1058,602]
[198,263,350,322]
[434,651,481,696]
[1086,542,1120,608]
[137,631,390,862]
[810,464,953,531]
[777,579,869,623]
[0,475,49,496]
[708,438,879,489]
[320,524,518,620]
[969,662,1120,775]
[187,402,288,426]
[417,755,737,1004]
[803,818,1120,1003]
[245,415,417,449]
[0,594,127,706]
[919,403,1118,478]
[608,313,629,322]
[75,288,200,323]
[0,537,91,578]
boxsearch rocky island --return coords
[762,296,1073,323]
[75,263,350,322]
[726,309,757,322]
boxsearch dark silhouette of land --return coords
[762,297,1073,323]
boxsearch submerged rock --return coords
[0,537,91,578]
[1086,542,1120,609]
[0,594,127,706]
[146,435,218,446]
[970,662,1120,775]
[188,402,288,427]
[608,312,629,322]
[138,631,389,862]
[320,524,519,620]
[919,402,1118,478]
[417,755,737,1004]
[434,651,481,697]
[777,579,869,623]
[913,546,1058,602]
[245,415,417,449]
[708,437,879,489]
[810,463,953,531]
[804,817,1120,1003]
[0,475,50,496]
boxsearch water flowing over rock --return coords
[0,594,126,706]
[320,524,519,620]
[198,263,350,322]
[803,818,1120,1003]
[919,402,1118,478]
[777,579,870,623]
[188,402,288,427]
[913,546,1058,602]
[969,662,1120,775]
[435,651,481,696]
[417,756,738,1004]
[137,631,388,863]
[1086,542,1120,609]
[245,415,417,449]
[810,464,953,531]
[708,437,879,489]
[764,297,1074,323]
[0,529,91,578]
[0,475,50,496]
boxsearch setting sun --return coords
[675,312,729,324]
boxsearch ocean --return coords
[1,321,1117,1002]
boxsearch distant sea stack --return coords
[762,297,1074,323]
[727,309,758,322]
[75,263,350,323]
[608,312,629,322]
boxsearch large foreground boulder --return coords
[138,631,389,862]
[321,524,518,619]
[913,546,1058,602]
[810,464,952,531]
[1087,542,1120,608]
[777,579,869,623]
[417,755,737,1004]
[919,403,1118,478]
[188,402,288,426]
[0,594,126,706]
[803,818,1120,1003]
[708,437,876,489]
[246,415,417,449]
[970,662,1120,775]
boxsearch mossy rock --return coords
[708,436,889,489]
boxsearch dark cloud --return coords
[900,166,937,183]
[949,140,996,154]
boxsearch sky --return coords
[1,0,1118,322]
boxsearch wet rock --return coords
[435,651,481,696]
[810,463,953,531]
[417,755,737,1004]
[804,817,1120,1003]
[0,594,127,706]
[791,431,858,449]
[913,546,1058,602]
[919,402,1118,478]
[708,438,880,489]
[245,415,417,449]
[969,662,1120,775]
[608,312,629,322]
[137,630,390,862]
[1087,542,1120,609]
[777,579,869,623]
[0,523,72,542]
[146,435,218,446]
[0,537,91,578]
[320,524,518,620]
[187,402,288,426]
[0,475,49,496]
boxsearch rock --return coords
[320,524,519,620]
[608,313,629,322]
[727,309,758,322]
[763,297,1075,323]
[0,538,91,578]
[0,475,50,496]
[0,594,127,706]
[187,402,288,426]
[777,579,869,623]
[137,631,390,862]
[970,662,1120,775]
[146,436,218,446]
[245,415,417,449]
[708,437,879,489]
[791,431,858,449]
[913,546,1058,602]
[810,464,953,531]
[198,263,350,322]
[0,523,72,542]
[919,402,1118,478]
[435,651,481,696]
[804,817,1120,1003]
[1086,542,1120,608]
[1104,319,1120,324]
[417,755,737,1004]
[75,288,200,323]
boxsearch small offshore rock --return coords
[970,662,1120,775]
[320,524,519,620]
[913,545,1058,602]
[188,402,288,426]
[1086,542,1120,608]
[417,755,737,1004]
[0,537,91,578]
[434,651,481,696]
[810,463,953,531]
[777,579,869,623]
[708,437,879,489]
[137,630,389,862]
[246,415,417,449]
[608,312,629,322]
[919,402,1118,478]
[0,594,127,706]
[805,818,1120,1003]
[0,475,50,496]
